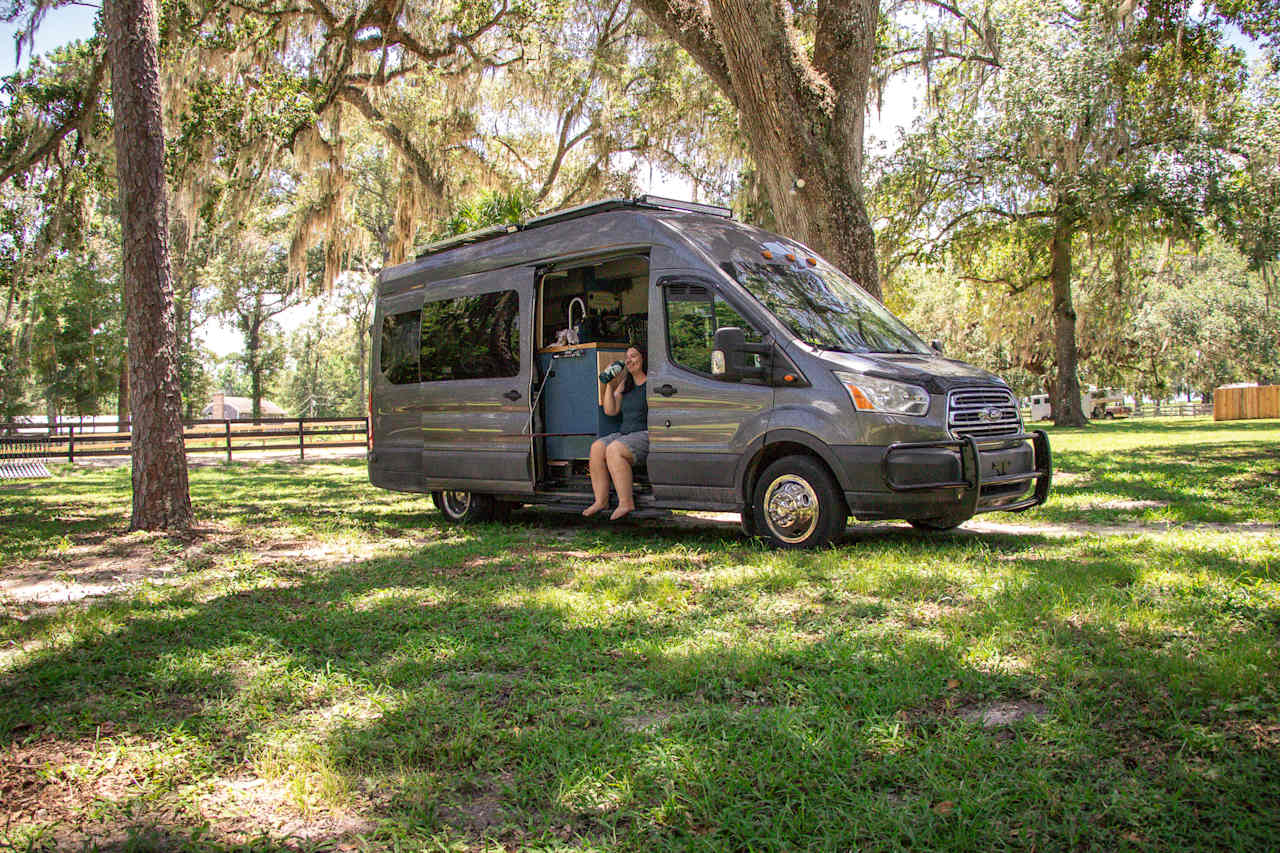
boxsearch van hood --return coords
[812,350,1010,395]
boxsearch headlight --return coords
[833,371,930,416]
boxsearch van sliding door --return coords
[416,268,534,493]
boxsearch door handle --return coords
[504,389,522,401]
[657,384,677,397]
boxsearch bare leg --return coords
[607,442,636,520]
[583,440,610,516]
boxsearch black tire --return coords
[432,490,497,523]
[909,517,963,532]
[492,500,520,522]
[1104,411,1115,419]
[751,455,847,548]
[739,505,761,539]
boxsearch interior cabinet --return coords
[536,343,630,460]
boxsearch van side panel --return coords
[416,268,535,493]
[370,291,426,492]
[645,258,773,502]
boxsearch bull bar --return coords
[880,430,1052,519]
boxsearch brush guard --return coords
[880,430,1052,520]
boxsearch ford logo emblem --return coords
[979,406,1003,422]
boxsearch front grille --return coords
[948,387,1023,440]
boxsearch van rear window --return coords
[419,290,520,382]
[380,310,422,385]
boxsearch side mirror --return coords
[930,339,945,356]
[713,327,768,382]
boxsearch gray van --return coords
[369,196,1051,548]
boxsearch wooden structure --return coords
[1213,385,1280,421]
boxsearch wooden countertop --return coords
[537,342,631,354]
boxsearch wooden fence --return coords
[1214,386,1280,421]
[0,417,368,463]
[1130,403,1214,418]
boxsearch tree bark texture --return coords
[106,0,194,529]
[1050,216,1087,427]
[637,0,882,299]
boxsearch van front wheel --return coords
[752,456,847,548]
[432,490,496,523]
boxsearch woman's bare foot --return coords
[609,503,634,521]
[582,502,608,518]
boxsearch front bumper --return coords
[877,430,1052,520]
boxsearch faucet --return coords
[567,297,586,334]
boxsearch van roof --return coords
[413,196,732,260]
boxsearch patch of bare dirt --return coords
[1,734,376,850]
[956,701,1050,728]
[959,518,1280,538]
[0,524,396,611]
[0,734,140,829]
[439,772,514,834]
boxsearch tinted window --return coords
[665,283,761,376]
[420,290,521,382]
[380,310,421,385]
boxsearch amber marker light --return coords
[784,373,797,383]
[843,382,875,410]
[785,252,797,262]
[806,257,817,266]
[761,250,773,259]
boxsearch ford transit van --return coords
[369,196,1051,547]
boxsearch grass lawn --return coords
[0,418,1277,851]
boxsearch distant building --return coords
[202,391,288,420]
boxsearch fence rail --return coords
[0,417,367,464]
[1129,403,1214,418]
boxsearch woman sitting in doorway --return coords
[583,345,648,520]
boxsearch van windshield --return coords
[724,255,930,355]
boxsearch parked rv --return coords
[368,197,1051,547]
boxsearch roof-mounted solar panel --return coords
[634,195,732,218]
[416,223,520,258]
[522,198,635,228]
[415,196,733,259]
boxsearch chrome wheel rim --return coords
[762,474,819,544]
[441,491,471,518]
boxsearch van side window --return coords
[665,283,761,376]
[419,289,521,382]
[380,309,422,384]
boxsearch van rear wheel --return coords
[751,456,846,548]
[432,490,497,523]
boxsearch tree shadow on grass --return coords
[2,515,1279,850]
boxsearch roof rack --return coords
[415,196,733,259]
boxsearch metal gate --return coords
[0,435,53,479]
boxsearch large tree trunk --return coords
[637,0,882,299]
[1050,215,1087,427]
[106,0,193,530]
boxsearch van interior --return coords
[534,252,649,492]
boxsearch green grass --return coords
[0,419,1277,851]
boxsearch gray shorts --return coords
[597,431,649,465]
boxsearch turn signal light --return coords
[785,253,797,262]
[845,384,874,410]
[761,250,773,259]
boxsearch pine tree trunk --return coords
[106,0,193,530]
[1050,216,1087,427]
